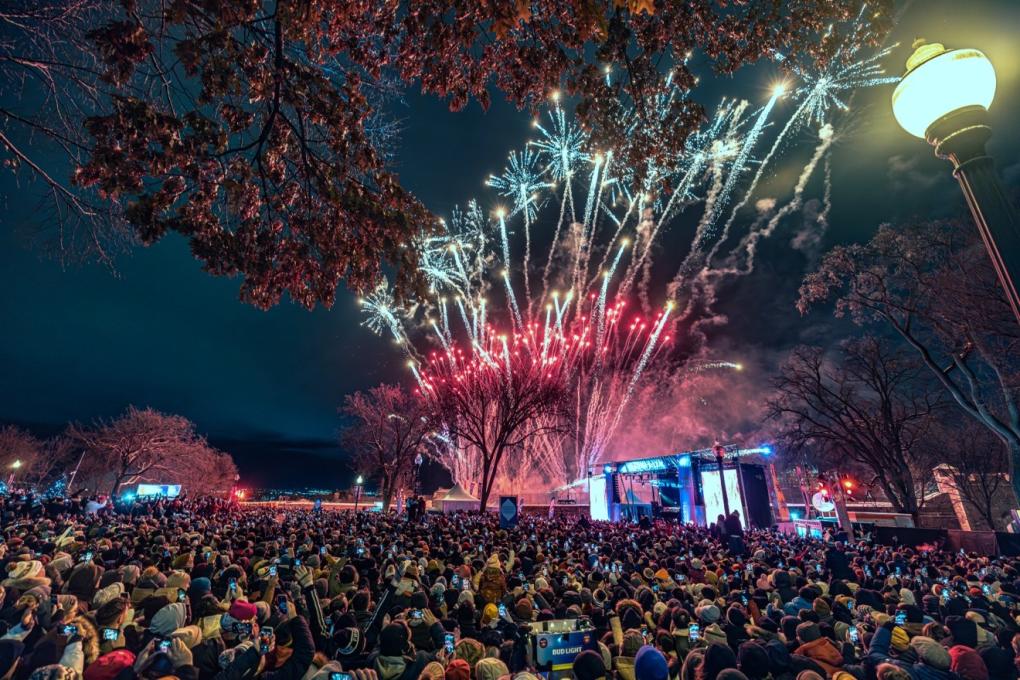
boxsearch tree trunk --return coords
[980,501,996,531]
[1008,440,1020,511]
[478,459,494,513]
[381,478,394,513]
[110,472,128,497]
[831,476,855,541]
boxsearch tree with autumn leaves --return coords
[2,0,891,308]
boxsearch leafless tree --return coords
[425,355,571,510]
[0,0,128,262]
[340,384,431,512]
[801,220,1020,504]
[173,447,238,497]
[766,337,943,524]
[928,418,1011,530]
[68,405,219,495]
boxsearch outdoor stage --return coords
[584,444,778,529]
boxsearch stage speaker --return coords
[739,465,773,529]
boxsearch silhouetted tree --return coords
[68,405,221,495]
[767,337,942,523]
[424,351,571,510]
[928,418,1011,531]
[340,384,431,512]
[800,220,1020,505]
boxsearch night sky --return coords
[1,0,1018,490]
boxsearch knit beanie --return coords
[445,659,471,680]
[572,650,606,680]
[695,603,720,624]
[795,621,821,644]
[622,631,645,657]
[634,645,669,680]
[736,642,769,680]
[475,658,510,680]
[890,627,909,653]
[948,645,989,680]
[453,639,485,670]
[910,636,951,670]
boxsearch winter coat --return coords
[794,637,844,676]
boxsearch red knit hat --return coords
[949,645,988,680]
[228,600,258,621]
[445,659,471,680]
[83,650,136,680]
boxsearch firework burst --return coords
[359,17,898,492]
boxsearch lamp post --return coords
[353,475,363,513]
[7,459,22,488]
[892,41,1020,325]
[414,453,424,496]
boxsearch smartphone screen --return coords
[895,612,906,625]
[444,633,455,654]
[102,627,118,641]
[159,639,171,653]
[497,604,507,618]
[268,565,277,577]
[689,624,700,641]
[849,626,859,644]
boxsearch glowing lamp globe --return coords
[892,42,996,139]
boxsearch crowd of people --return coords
[0,492,1016,680]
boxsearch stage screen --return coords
[589,476,609,521]
[700,469,745,528]
[136,484,181,498]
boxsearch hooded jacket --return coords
[369,650,431,680]
[794,637,844,676]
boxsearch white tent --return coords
[436,484,480,513]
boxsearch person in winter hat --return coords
[572,650,606,680]
[634,645,669,680]
[948,645,988,680]
[474,657,509,680]
[793,622,844,676]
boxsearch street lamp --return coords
[354,475,364,513]
[892,40,1020,324]
[414,453,424,496]
[7,459,22,488]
